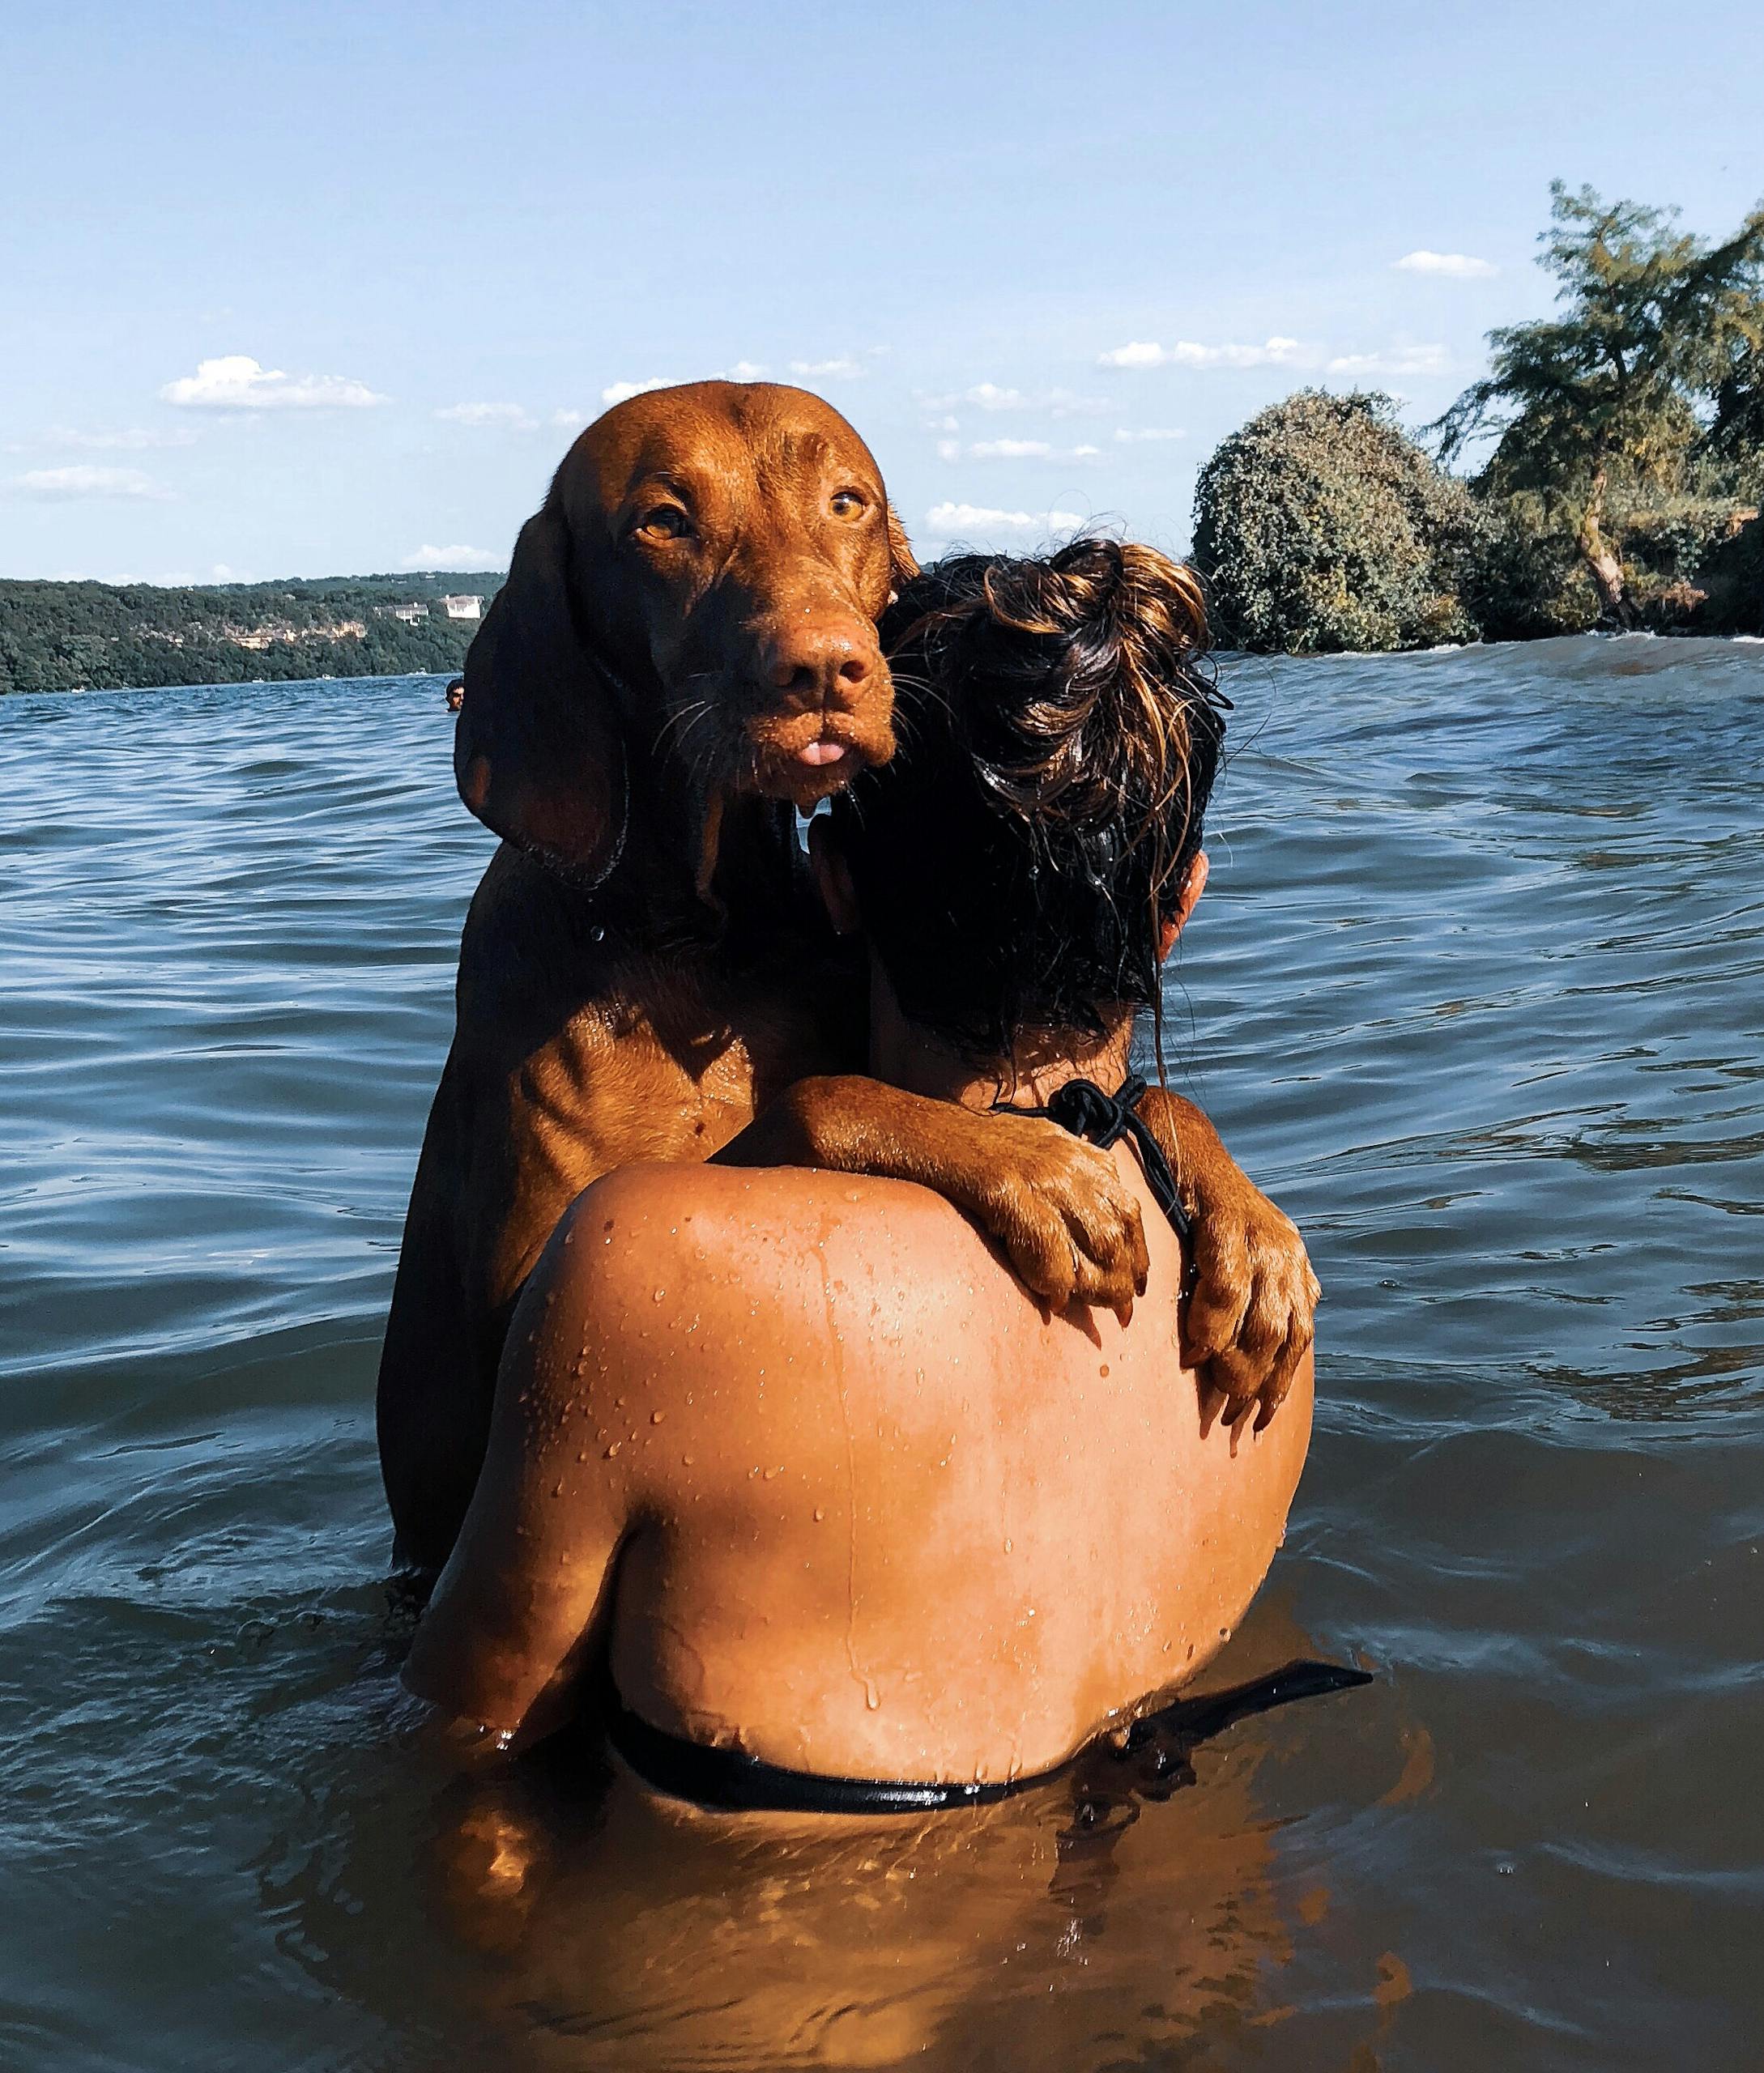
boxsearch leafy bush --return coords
[1192,390,1483,652]
[1464,493,1600,640]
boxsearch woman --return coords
[403,538,1331,1805]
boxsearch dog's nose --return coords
[761,619,875,711]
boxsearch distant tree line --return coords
[8,188,1761,689]
[0,572,505,695]
[1195,183,1764,651]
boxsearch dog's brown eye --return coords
[829,488,867,520]
[636,505,690,541]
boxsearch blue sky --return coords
[5,0,1761,583]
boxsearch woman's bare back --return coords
[406,1147,1311,1786]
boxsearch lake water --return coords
[2,641,1760,2071]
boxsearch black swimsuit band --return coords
[605,1659,1371,1816]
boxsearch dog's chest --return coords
[512,960,840,1182]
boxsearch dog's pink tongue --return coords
[796,740,848,768]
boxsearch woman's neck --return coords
[866,961,1136,1113]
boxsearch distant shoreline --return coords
[0,572,505,696]
[7,627,1760,701]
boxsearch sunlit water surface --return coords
[2,642,1760,2071]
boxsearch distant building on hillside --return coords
[386,602,429,624]
[441,594,484,621]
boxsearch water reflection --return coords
[272,1605,1364,2072]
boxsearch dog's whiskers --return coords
[655,696,718,756]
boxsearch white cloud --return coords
[13,464,172,500]
[944,436,1105,463]
[717,359,769,381]
[1098,336,1306,370]
[1113,426,1187,443]
[398,543,500,570]
[44,425,198,451]
[434,401,538,430]
[600,377,674,406]
[160,354,386,410]
[1325,343,1451,377]
[552,407,591,431]
[950,381,1029,409]
[1395,250,1496,279]
[1097,343,1165,370]
[922,381,1106,417]
[788,355,865,379]
[924,501,1085,539]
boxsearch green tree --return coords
[1434,182,1764,620]
[1192,389,1483,653]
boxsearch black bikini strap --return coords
[994,1074,1193,1243]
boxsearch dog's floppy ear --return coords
[886,502,919,598]
[454,503,627,886]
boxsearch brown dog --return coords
[377,381,1316,1573]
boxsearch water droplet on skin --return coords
[681,1454,694,1466]
[813,1507,825,1522]
[552,1479,565,1496]
[1003,1538,1013,1553]
[763,1466,780,1480]
[604,1441,622,1458]
[652,1288,665,1303]
[650,1409,666,1424]
[864,1680,880,1711]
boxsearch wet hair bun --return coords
[891,536,1221,909]
[849,536,1230,1060]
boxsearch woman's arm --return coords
[401,1190,640,1749]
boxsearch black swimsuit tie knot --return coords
[999,1073,1193,1244]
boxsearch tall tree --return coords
[1434,183,1764,619]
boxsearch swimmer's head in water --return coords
[832,536,1227,1059]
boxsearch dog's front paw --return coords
[977,1113,1149,1321]
[1184,1177,1319,1428]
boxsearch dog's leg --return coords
[716,1076,1317,1424]
[377,1058,502,1577]
[1130,1088,1319,1429]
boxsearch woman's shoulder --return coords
[526,1162,1003,1474]
[565,1160,982,1277]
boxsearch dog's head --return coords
[454,381,916,889]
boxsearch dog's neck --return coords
[569,751,806,968]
